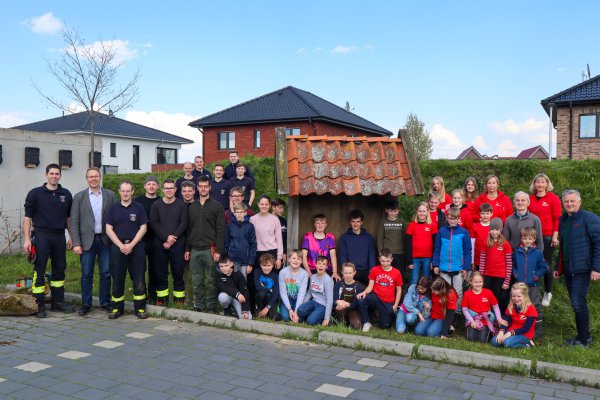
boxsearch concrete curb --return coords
[417,345,531,372]
[233,318,315,339]
[537,361,600,386]
[318,331,414,356]
[164,307,235,327]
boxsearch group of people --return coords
[23,159,599,349]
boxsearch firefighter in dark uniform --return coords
[105,180,149,319]
[23,163,75,318]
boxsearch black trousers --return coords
[153,240,185,302]
[32,231,66,304]
[484,275,508,312]
[110,242,147,311]
[142,240,157,301]
[255,291,278,319]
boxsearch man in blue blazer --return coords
[71,167,117,316]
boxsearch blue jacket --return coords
[224,220,257,266]
[402,284,431,317]
[433,225,472,272]
[339,228,377,271]
[513,245,546,287]
[556,209,600,275]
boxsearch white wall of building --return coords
[99,135,182,174]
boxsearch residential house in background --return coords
[455,145,548,160]
[13,111,193,173]
[541,74,600,159]
[189,86,392,163]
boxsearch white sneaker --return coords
[542,292,552,307]
[362,322,372,333]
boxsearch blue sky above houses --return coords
[2,1,600,160]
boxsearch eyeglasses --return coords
[230,194,242,198]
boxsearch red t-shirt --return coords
[448,206,473,232]
[528,192,561,237]
[470,223,490,266]
[369,265,402,304]
[474,191,513,223]
[506,304,538,340]
[438,193,452,211]
[462,288,498,314]
[481,241,512,278]
[407,221,437,258]
[430,289,457,320]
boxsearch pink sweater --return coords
[250,213,283,259]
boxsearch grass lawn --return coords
[1,252,599,370]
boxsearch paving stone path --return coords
[1,310,599,399]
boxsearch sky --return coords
[2,1,600,160]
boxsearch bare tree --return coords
[35,26,140,167]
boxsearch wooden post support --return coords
[275,127,289,195]
[398,128,425,195]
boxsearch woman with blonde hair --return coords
[473,175,513,223]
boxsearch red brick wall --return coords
[556,104,600,160]
[151,163,184,173]
[203,121,387,163]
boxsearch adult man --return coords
[224,186,254,224]
[503,191,544,251]
[175,162,198,198]
[185,176,226,312]
[23,164,74,318]
[105,181,148,320]
[134,176,160,304]
[224,151,254,180]
[150,179,188,305]
[229,163,255,207]
[210,164,231,209]
[180,181,196,206]
[71,167,117,316]
[191,156,212,181]
[554,189,600,348]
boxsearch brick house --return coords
[189,86,392,163]
[541,75,600,159]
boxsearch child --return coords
[491,282,537,349]
[479,218,513,311]
[433,207,471,315]
[462,271,505,342]
[271,198,288,266]
[228,163,255,207]
[406,202,438,285]
[470,203,493,271]
[215,255,251,319]
[431,176,451,210]
[338,209,377,285]
[513,227,546,338]
[302,214,339,281]
[448,188,473,232]
[396,276,431,333]
[414,277,457,337]
[278,249,309,322]
[223,203,257,279]
[297,256,334,326]
[254,253,280,320]
[377,199,406,281]
[428,191,448,229]
[356,248,403,332]
[333,262,364,329]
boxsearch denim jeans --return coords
[414,317,444,337]
[410,258,431,285]
[491,334,531,348]
[280,298,297,322]
[297,300,326,325]
[395,310,419,333]
[80,235,111,307]
[564,272,591,342]
[357,293,395,328]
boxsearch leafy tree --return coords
[403,112,433,160]
[35,26,140,167]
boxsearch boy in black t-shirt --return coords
[333,262,364,329]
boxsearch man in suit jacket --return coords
[71,167,117,316]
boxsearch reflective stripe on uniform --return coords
[112,295,125,302]
[173,290,185,298]
[156,289,169,298]
[132,294,146,301]
[50,280,64,288]
[32,271,45,294]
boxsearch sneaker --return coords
[100,304,113,313]
[542,292,553,307]
[135,309,148,320]
[108,309,122,320]
[78,305,91,316]
[564,337,592,348]
[362,322,372,333]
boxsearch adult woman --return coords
[473,175,513,223]
[250,196,283,271]
[528,173,561,306]
[463,176,479,215]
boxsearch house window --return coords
[218,131,235,150]
[157,147,177,164]
[285,128,301,136]
[133,145,140,170]
[580,114,599,138]
[110,142,117,157]
[254,129,261,148]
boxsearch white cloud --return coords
[124,110,203,162]
[430,123,465,159]
[23,12,62,34]
[496,139,518,156]
[473,135,489,150]
[296,47,307,54]
[331,45,358,54]
[487,118,545,135]
[75,39,138,65]
[0,113,28,128]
